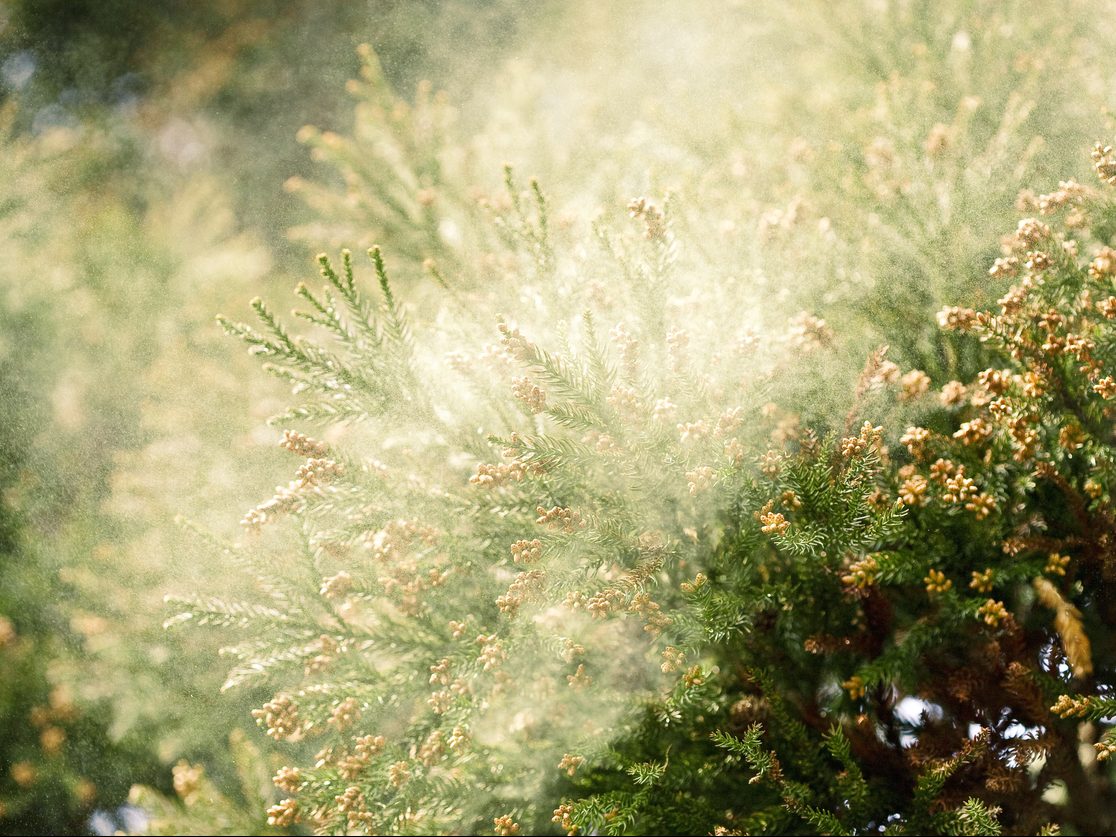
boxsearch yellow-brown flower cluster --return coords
[840,422,883,459]
[252,695,302,740]
[759,511,789,536]
[470,461,531,487]
[841,555,880,591]
[924,569,952,596]
[1050,694,1092,719]
[552,804,579,836]
[510,538,543,564]
[512,376,547,413]
[267,798,300,827]
[535,505,586,532]
[969,569,994,593]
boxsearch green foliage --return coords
[9,1,1116,835]
[183,126,1116,834]
[130,731,283,836]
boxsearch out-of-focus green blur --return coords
[0,3,542,832]
[2,0,1115,833]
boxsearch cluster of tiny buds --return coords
[900,369,931,400]
[510,538,543,563]
[252,695,302,740]
[560,639,585,664]
[686,466,716,495]
[585,430,619,454]
[759,510,789,536]
[678,420,709,443]
[272,765,303,794]
[306,634,340,675]
[679,573,708,595]
[1014,217,1052,247]
[841,555,880,591]
[512,376,546,413]
[629,591,671,635]
[1093,376,1116,398]
[1036,179,1088,214]
[1092,142,1116,185]
[241,481,302,529]
[295,457,345,488]
[954,417,992,446]
[497,317,532,359]
[1090,247,1116,279]
[898,474,928,507]
[429,657,451,686]
[1021,248,1051,274]
[1050,694,1092,718]
[758,450,781,477]
[607,384,641,421]
[320,570,353,600]
[567,663,592,689]
[585,592,612,619]
[936,306,978,331]
[989,255,1019,279]
[329,697,360,731]
[780,490,802,511]
[552,804,578,836]
[476,634,506,671]
[843,675,866,700]
[1045,553,1071,577]
[362,518,438,561]
[942,467,977,504]
[929,458,955,482]
[280,429,329,458]
[558,753,584,776]
[266,798,300,827]
[841,422,883,459]
[661,645,685,673]
[651,398,676,422]
[978,599,1010,627]
[497,569,546,615]
[940,380,968,407]
[172,761,203,801]
[966,491,996,521]
[470,460,534,487]
[627,197,666,240]
[975,371,1010,399]
[334,786,374,830]
[682,665,705,688]
[447,725,469,751]
[924,569,952,595]
[715,406,744,438]
[336,733,386,780]
[758,197,803,236]
[388,760,411,788]
[416,729,446,767]
[786,311,834,351]
[970,569,994,593]
[428,689,453,714]
[869,359,901,389]
[724,438,745,465]
[609,322,640,373]
[494,814,522,836]
[900,426,932,458]
[536,505,585,532]
[666,326,689,364]
[1096,737,1116,762]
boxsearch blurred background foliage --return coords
[1,0,1115,833]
